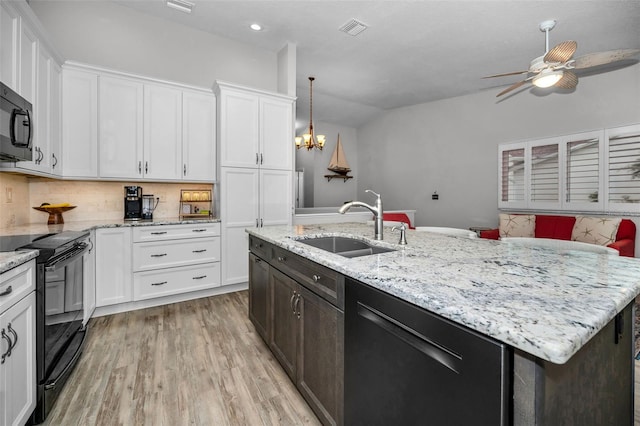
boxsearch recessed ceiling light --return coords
[166,0,194,14]
[250,23,263,31]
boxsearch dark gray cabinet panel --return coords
[248,253,269,342]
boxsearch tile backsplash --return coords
[0,173,213,229]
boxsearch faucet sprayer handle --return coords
[365,189,381,199]
[391,222,408,245]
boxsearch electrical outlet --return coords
[5,187,13,203]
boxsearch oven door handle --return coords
[44,243,89,272]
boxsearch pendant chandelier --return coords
[295,76,325,150]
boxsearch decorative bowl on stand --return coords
[32,206,77,224]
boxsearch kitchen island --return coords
[248,222,640,425]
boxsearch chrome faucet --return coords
[392,222,408,245]
[339,189,384,240]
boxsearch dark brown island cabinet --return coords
[249,235,343,426]
[248,235,634,426]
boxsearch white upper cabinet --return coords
[216,82,294,171]
[182,90,216,181]
[62,66,98,178]
[218,87,259,168]
[260,97,293,170]
[0,1,19,92]
[98,75,144,179]
[18,19,37,104]
[143,84,182,180]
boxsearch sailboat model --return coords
[327,134,351,176]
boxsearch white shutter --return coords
[498,143,527,209]
[605,124,640,213]
[564,130,603,211]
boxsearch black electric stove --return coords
[1,230,90,424]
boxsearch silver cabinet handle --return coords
[256,219,259,228]
[7,323,17,352]
[277,256,286,262]
[256,153,259,165]
[192,229,207,233]
[294,294,301,319]
[150,253,167,257]
[1,329,11,364]
[192,249,207,253]
[290,291,297,314]
[145,161,148,174]
[0,285,12,297]
[183,164,187,176]
[192,275,207,280]
[260,153,263,164]
[260,218,263,227]
[52,153,57,168]
[312,274,321,282]
[150,231,167,235]
[138,161,142,174]
[151,281,167,286]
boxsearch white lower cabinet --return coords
[132,223,221,301]
[0,260,36,426]
[95,227,133,307]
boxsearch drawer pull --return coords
[0,285,12,297]
[192,275,207,280]
[1,329,11,364]
[290,291,297,314]
[151,281,167,286]
[192,229,207,233]
[277,256,286,262]
[192,249,207,253]
[255,242,263,249]
[150,231,167,235]
[7,324,17,352]
[312,274,321,282]
[150,253,167,258]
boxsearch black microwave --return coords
[0,81,33,162]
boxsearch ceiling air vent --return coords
[339,19,368,36]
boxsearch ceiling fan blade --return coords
[496,80,528,97]
[483,70,529,79]
[554,71,578,89]
[544,41,577,63]
[573,49,640,69]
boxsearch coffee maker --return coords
[124,186,143,220]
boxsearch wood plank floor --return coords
[46,290,640,425]
[45,291,321,426]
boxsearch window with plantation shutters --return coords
[564,131,603,211]
[498,145,526,209]
[530,143,559,206]
[606,124,640,212]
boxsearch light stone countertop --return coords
[0,217,220,274]
[247,222,640,364]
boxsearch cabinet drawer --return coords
[249,235,271,260]
[272,246,343,309]
[0,260,36,315]
[132,223,220,242]
[133,262,220,301]
[133,237,220,271]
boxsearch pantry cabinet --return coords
[216,81,294,286]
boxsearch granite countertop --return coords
[247,223,640,364]
[0,217,220,274]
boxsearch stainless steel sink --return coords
[297,236,396,258]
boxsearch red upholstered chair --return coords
[382,213,414,229]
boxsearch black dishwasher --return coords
[345,278,512,425]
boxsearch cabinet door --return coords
[49,60,62,175]
[33,46,52,172]
[83,234,96,325]
[0,1,19,92]
[221,167,259,285]
[18,18,37,104]
[62,67,98,177]
[269,268,297,381]
[99,75,143,178]
[219,89,259,168]
[260,96,293,170]
[260,169,292,226]
[182,90,216,181]
[143,84,182,179]
[0,292,36,426]
[95,227,133,307]
[249,253,270,342]
[296,285,344,426]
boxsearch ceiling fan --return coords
[484,20,640,97]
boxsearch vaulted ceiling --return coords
[114,1,640,128]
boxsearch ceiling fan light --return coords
[533,70,564,88]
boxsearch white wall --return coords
[295,121,358,207]
[29,0,277,91]
[356,63,640,229]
